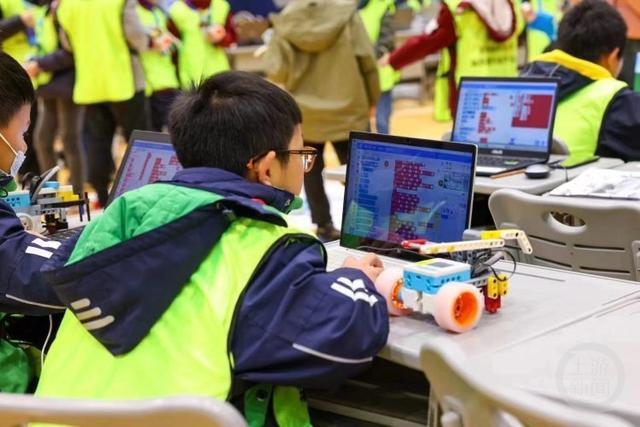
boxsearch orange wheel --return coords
[374,268,411,316]
[433,283,483,333]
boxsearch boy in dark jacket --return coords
[0,52,64,315]
[36,71,389,426]
[522,0,640,160]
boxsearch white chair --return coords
[420,338,633,427]
[0,394,247,427]
[489,188,640,281]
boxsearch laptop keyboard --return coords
[478,155,524,167]
[47,226,85,242]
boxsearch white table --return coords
[324,156,624,195]
[325,244,640,422]
[613,161,640,172]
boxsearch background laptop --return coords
[50,130,182,240]
[327,132,477,270]
[452,77,559,177]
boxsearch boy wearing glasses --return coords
[36,71,389,426]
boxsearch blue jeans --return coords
[376,90,393,134]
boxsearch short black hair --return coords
[169,71,303,175]
[556,0,627,63]
[0,52,35,128]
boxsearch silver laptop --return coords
[326,131,477,271]
[452,77,560,177]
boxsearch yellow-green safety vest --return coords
[136,5,180,95]
[434,0,523,122]
[35,183,313,426]
[0,0,34,62]
[169,0,230,89]
[535,51,629,157]
[57,0,135,104]
[32,6,58,87]
[526,0,562,61]
[359,0,400,92]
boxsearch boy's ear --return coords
[254,151,276,186]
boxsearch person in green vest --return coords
[137,0,180,131]
[522,0,640,160]
[522,0,562,60]
[56,0,151,207]
[0,52,68,393]
[0,0,50,177]
[360,0,398,134]
[168,0,232,88]
[22,0,85,196]
[35,71,389,427]
[383,0,524,122]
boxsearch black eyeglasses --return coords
[250,147,319,173]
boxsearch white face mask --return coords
[0,130,26,177]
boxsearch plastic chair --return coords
[489,188,640,281]
[0,394,247,427]
[420,338,633,427]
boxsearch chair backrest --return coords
[420,338,633,427]
[551,136,569,155]
[489,189,640,281]
[0,394,247,427]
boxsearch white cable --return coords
[41,314,53,371]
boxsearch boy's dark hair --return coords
[0,52,35,128]
[556,0,627,63]
[169,71,303,176]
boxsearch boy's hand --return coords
[206,24,226,44]
[21,10,35,28]
[342,253,384,282]
[377,53,390,67]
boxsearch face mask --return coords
[0,131,26,177]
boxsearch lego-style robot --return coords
[375,230,533,333]
[2,166,89,234]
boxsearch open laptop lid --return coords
[452,77,560,160]
[106,130,183,206]
[341,132,477,258]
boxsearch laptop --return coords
[50,130,182,241]
[452,77,560,177]
[326,131,477,270]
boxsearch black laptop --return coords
[452,77,560,176]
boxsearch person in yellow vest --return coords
[0,0,49,176]
[56,0,152,207]
[360,0,398,134]
[22,0,85,196]
[522,0,640,160]
[383,0,523,122]
[137,0,180,131]
[522,0,562,60]
[168,0,232,88]
[35,71,389,427]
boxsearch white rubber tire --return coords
[374,267,411,316]
[433,282,483,333]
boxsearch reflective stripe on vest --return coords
[359,0,399,92]
[434,0,520,122]
[169,0,230,89]
[35,183,314,424]
[136,5,180,94]
[57,0,135,104]
[554,78,627,157]
[0,0,34,62]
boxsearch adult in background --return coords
[608,0,640,89]
[56,0,151,207]
[264,0,380,242]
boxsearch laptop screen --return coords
[110,134,182,202]
[452,78,559,154]
[341,133,476,251]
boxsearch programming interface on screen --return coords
[453,82,557,152]
[113,140,183,199]
[344,140,473,244]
